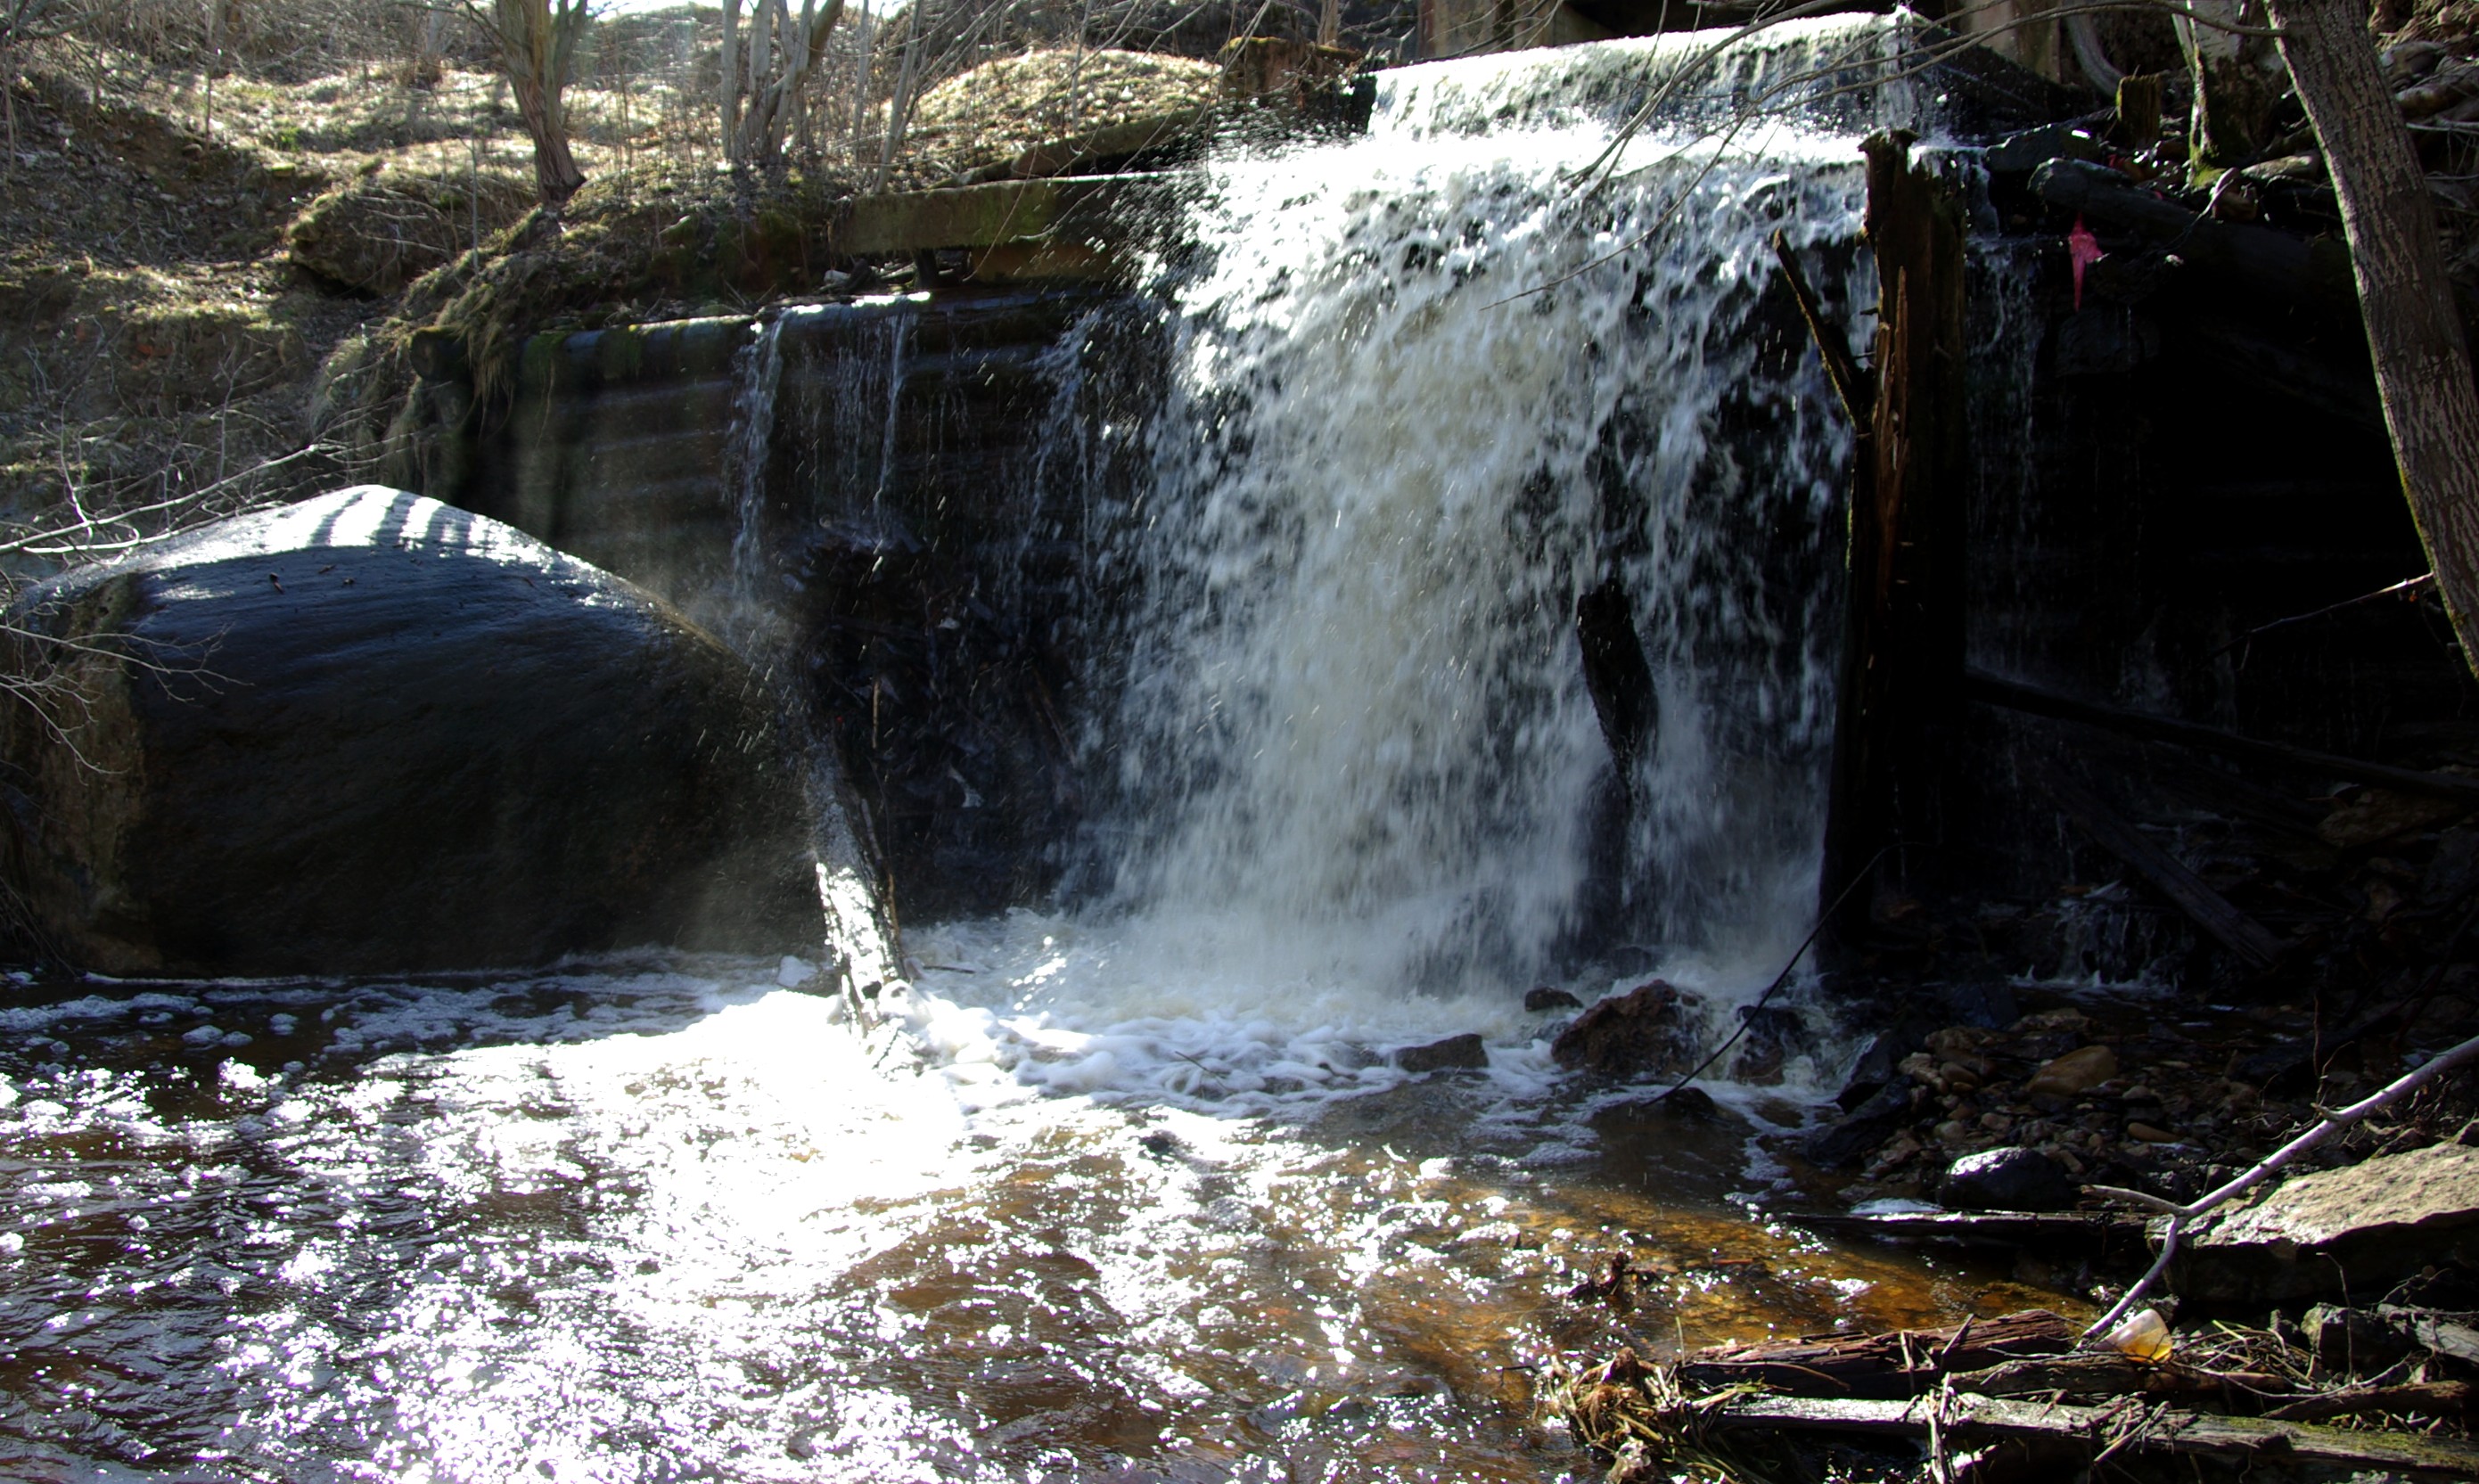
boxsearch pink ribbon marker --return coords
[2068,215,2106,311]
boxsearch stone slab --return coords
[2179,1141,2479,1304]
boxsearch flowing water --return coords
[0,20,2071,1482]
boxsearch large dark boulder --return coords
[1940,1147,2078,1212]
[0,487,825,975]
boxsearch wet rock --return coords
[1940,1146,2078,1212]
[2179,1142,2479,1305]
[1728,1005,1808,1085]
[2303,1303,2413,1371]
[2126,1122,2179,1144]
[1394,1033,1488,1073]
[1551,980,1695,1078]
[1657,1085,1719,1119]
[1803,1080,1914,1168]
[2320,787,2469,849]
[2009,1006,2091,1063]
[1939,979,2020,1030]
[2024,1045,2118,1097]
[1524,986,1583,1013]
[0,488,827,975]
[1834,1026,1923,1111]
[1925,1026,1999,1062]
[2424,827,2479,906]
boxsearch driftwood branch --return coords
[2082,1027,2479,1341]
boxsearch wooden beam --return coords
[2037,763,2287,969]
[1818,132,1968,940]
[1966,667,2479,808]
[1769,229,1871,432]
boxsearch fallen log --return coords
[1689,1391,2479,1475]
[2028,158,2353,317]
[1785,1209,2151,1258]
[1769,229,1870,430]
[2037,764,2288,970]
[2261,1379,2475,1422]
[1676,1310,2074,1398]
[1956,1352,2312,1414]
[1966,667,2479,808]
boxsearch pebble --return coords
[2127,1122,2179,1144]
[2025,1045,2118,1097]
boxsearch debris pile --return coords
[1547,1308,2479,1481]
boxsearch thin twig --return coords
[2208,571,2434,661]
[2081,1028,2479,1341]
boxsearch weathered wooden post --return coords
[1818,131,1968,948]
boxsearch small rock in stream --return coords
[1524,987,1583,1013]
[2023,1044,2117,1097]
[1393,1033,1488,1073]
[1939,1146,2078,1212]
[1550,980,1695,1077]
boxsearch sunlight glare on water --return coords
[0,954,2013,1482]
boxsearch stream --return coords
[0,934,2044,1482]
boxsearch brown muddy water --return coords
[0,919,2069,1483]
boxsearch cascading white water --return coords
[1065,21,1884,1009]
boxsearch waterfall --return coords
[1061,22,1892,1001]
[726,313,788,630]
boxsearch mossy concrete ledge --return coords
[832,172,1186,260]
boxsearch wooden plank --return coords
[1705,1391,2479,1474]
[1966,666,2479,808]
[1817,132,1968,945]
[2038,764,2288,968]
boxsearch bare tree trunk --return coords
[481,0,590,209]
[2177,0,2284,166]
[511,72,586,204]
[869,2,918,193]
[202,0,218,135]
[720,0,741,163]
[2265,0,2479,676]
